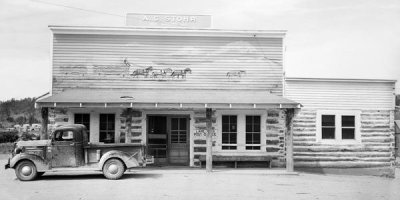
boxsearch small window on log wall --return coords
[342,115,355,139]
[222,115,237,150]
[321,115,335,139]
[318,111,359,142]
[245,115,261,150]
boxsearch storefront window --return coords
[74,113,90,140]
[99,114,115,143]
[222,115,237,150]
[245,115,261,150]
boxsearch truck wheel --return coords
[15,160,38,181]
[103,159,125,180]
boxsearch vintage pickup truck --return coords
[5,124,153,181]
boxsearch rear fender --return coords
[99,150,140,170]
[9,153,49,172]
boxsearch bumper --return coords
[5,158,10,169]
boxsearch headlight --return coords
[14,147,23,154]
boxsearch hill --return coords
[0,98,41,128]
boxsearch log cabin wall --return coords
[285,78,396,168]
[51,31,284,95]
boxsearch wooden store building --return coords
[36,14,397,172]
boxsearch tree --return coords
[15,116,26,125]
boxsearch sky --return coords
[0,0,399,101]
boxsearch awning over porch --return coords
[36,88,300,109]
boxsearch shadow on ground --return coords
[35,173,162,181]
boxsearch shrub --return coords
[20,132,39,141]
[0,130,19,143]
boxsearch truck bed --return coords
[83,143,145,164]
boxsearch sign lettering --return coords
[127,13,211,28]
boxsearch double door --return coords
[147,115,189,165]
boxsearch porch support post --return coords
[206,108,213,172]
[40,107,49,140]
[285,108,295,172]
[124,108,133,143]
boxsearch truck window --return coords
[54,130,74,141]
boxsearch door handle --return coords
[70,143,75,146]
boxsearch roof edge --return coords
[48,25,287,38]
[285,77,397,83]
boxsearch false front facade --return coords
[37,26,298,168]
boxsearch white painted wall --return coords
[285,78,396,110]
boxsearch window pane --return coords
[99,114,115,143]
[99,123,107,130]
[222,134,229,143]
[230,124,237,132]
[246,124,253,132]
[75,114,82,122]
[246,116,252,124]
[246,146,261,150]
[230,133,237,144]
[222,116,229,124]
[253,124,261,132]
[253,116,260,124]
[253,134,260,143]
[342,128,355,139]
[83,114,90,122]
[180,118,187,130]
[230,116,237,123]
[180,131,187,143]
[342,116,355,127]
[172,118,179,130]
[222,124,229,132]
[222,146,237,150]
[322,115,335,126]
[74,113,90,131]
[322,128,335,139]
[246,134,252,143]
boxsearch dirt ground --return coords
[1,156,399,200]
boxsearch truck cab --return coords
[5,124,153,181]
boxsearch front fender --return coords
[99,150,140,170]
[9,153,49,172]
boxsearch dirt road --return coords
[1,158,399,200]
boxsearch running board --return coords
[46,167,101,172]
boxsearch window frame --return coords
[216,110,266,152]
[221,115,238,150]
[245,115,261,150]
[316,110,361,144]
[99,113,116,143]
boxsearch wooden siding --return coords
[52,34,284,95]
[285,79,395,110]
[293,109,395,168]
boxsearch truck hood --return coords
[16,140,51,147]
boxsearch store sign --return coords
[126,13,211,28]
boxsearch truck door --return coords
[51,130,77,167]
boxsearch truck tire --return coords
[103,158,125,180]
[15,160,38,181]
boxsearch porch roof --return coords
[36,89,300,109]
